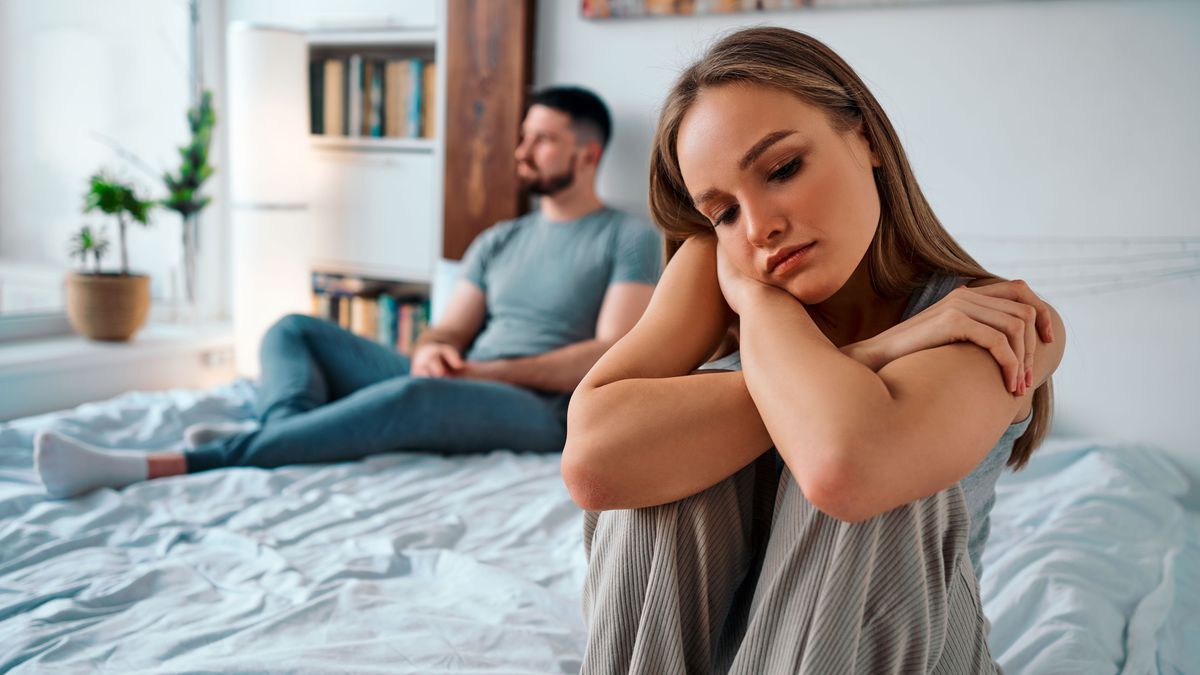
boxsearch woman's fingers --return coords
[967,280,1055,343]
[949,312,1023,394]
[946,305,1025,392]
[954,292,1038,385]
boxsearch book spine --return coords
[397,303,412,354]
[309,60,323,134]
[421,60,436,139]
[408,59,423,139]
[324,59,346,136]
[347,54,363,138]
[384,60,410,138]
[369,59,384,137]
[329,295,341,325]
[377,294,396,348]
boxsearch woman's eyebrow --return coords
[690,129,800,207]
[739,129,797,170]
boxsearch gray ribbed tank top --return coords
[704,272,1031,578]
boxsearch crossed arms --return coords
[562,235,1065,522]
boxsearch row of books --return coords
[310,56,436,139]
[310,272,431,355]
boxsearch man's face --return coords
[514,104,582,196]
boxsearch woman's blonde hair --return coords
[648,26,1050,469]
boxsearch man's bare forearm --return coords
[414,326,473,354]
[467,339,613,393]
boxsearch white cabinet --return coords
[310,149,436,281]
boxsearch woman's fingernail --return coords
[1026,368,1033,388]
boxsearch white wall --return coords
[0,0,228,321]
[536,0,1200,503]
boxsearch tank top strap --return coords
[901,271,970,321]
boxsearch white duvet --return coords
[0,380,1195,674]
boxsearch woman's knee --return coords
[588,471,757,559]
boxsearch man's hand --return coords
[411,342,465,378]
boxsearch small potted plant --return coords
[64,173,155,341]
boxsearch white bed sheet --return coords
[0,380,1195,674]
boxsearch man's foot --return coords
[34,430,149,498]
[183,420,259,449]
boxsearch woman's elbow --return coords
[789,450,880,524]
[562,390,618,510]
[560,442,617,512]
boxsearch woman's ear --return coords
[859,124,881,168]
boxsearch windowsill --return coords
[0,321,234,376]
[0,320,237,423]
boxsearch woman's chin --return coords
[778,278,837,306]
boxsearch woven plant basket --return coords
[65,272,150,341]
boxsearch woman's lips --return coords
[769,242,815,276]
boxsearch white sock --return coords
[34,430,149,498]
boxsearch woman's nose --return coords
[743,201,784,248]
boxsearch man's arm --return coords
[411,280,487,377]
[414,280,487,353]
[462,281,655,393]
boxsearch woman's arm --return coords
[562,235,775,511]
[734,277,1066,523]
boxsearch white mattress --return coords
[0,380,1195,674]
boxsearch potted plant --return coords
[64,173,155,341]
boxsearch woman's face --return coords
[676,84,882,305]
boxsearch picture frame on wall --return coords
[582,0,994,19]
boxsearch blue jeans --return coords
[184,314,570,473]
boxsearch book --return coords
[377,294,398,348]
[362,59,384,137]
[347,54,363,138]
[397,303,412,354]
[421,60,437,139]
[373,59,386,137]
[384,59,412,138]
[350,296,365,337]
[339,296,354,330]
[309,60,324,134]
[408,59,424,139]
[322,59,345,136]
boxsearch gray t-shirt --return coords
[461,206,661,363]
[703,271,1032,579]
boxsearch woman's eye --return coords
[769,158,802,182]
[713,205,738,226]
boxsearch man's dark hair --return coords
[528,86,612,153]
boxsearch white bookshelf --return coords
[310,136,435,153]
[307,28,438,48]
[226,2,446,376]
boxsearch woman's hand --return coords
[411,342,464,378]
[845,279,1056,396]
[715,242,784,314]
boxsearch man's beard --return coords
[519,162,575,197]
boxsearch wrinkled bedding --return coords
[0,380,1195,673]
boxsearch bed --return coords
[1,379,1196,673]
